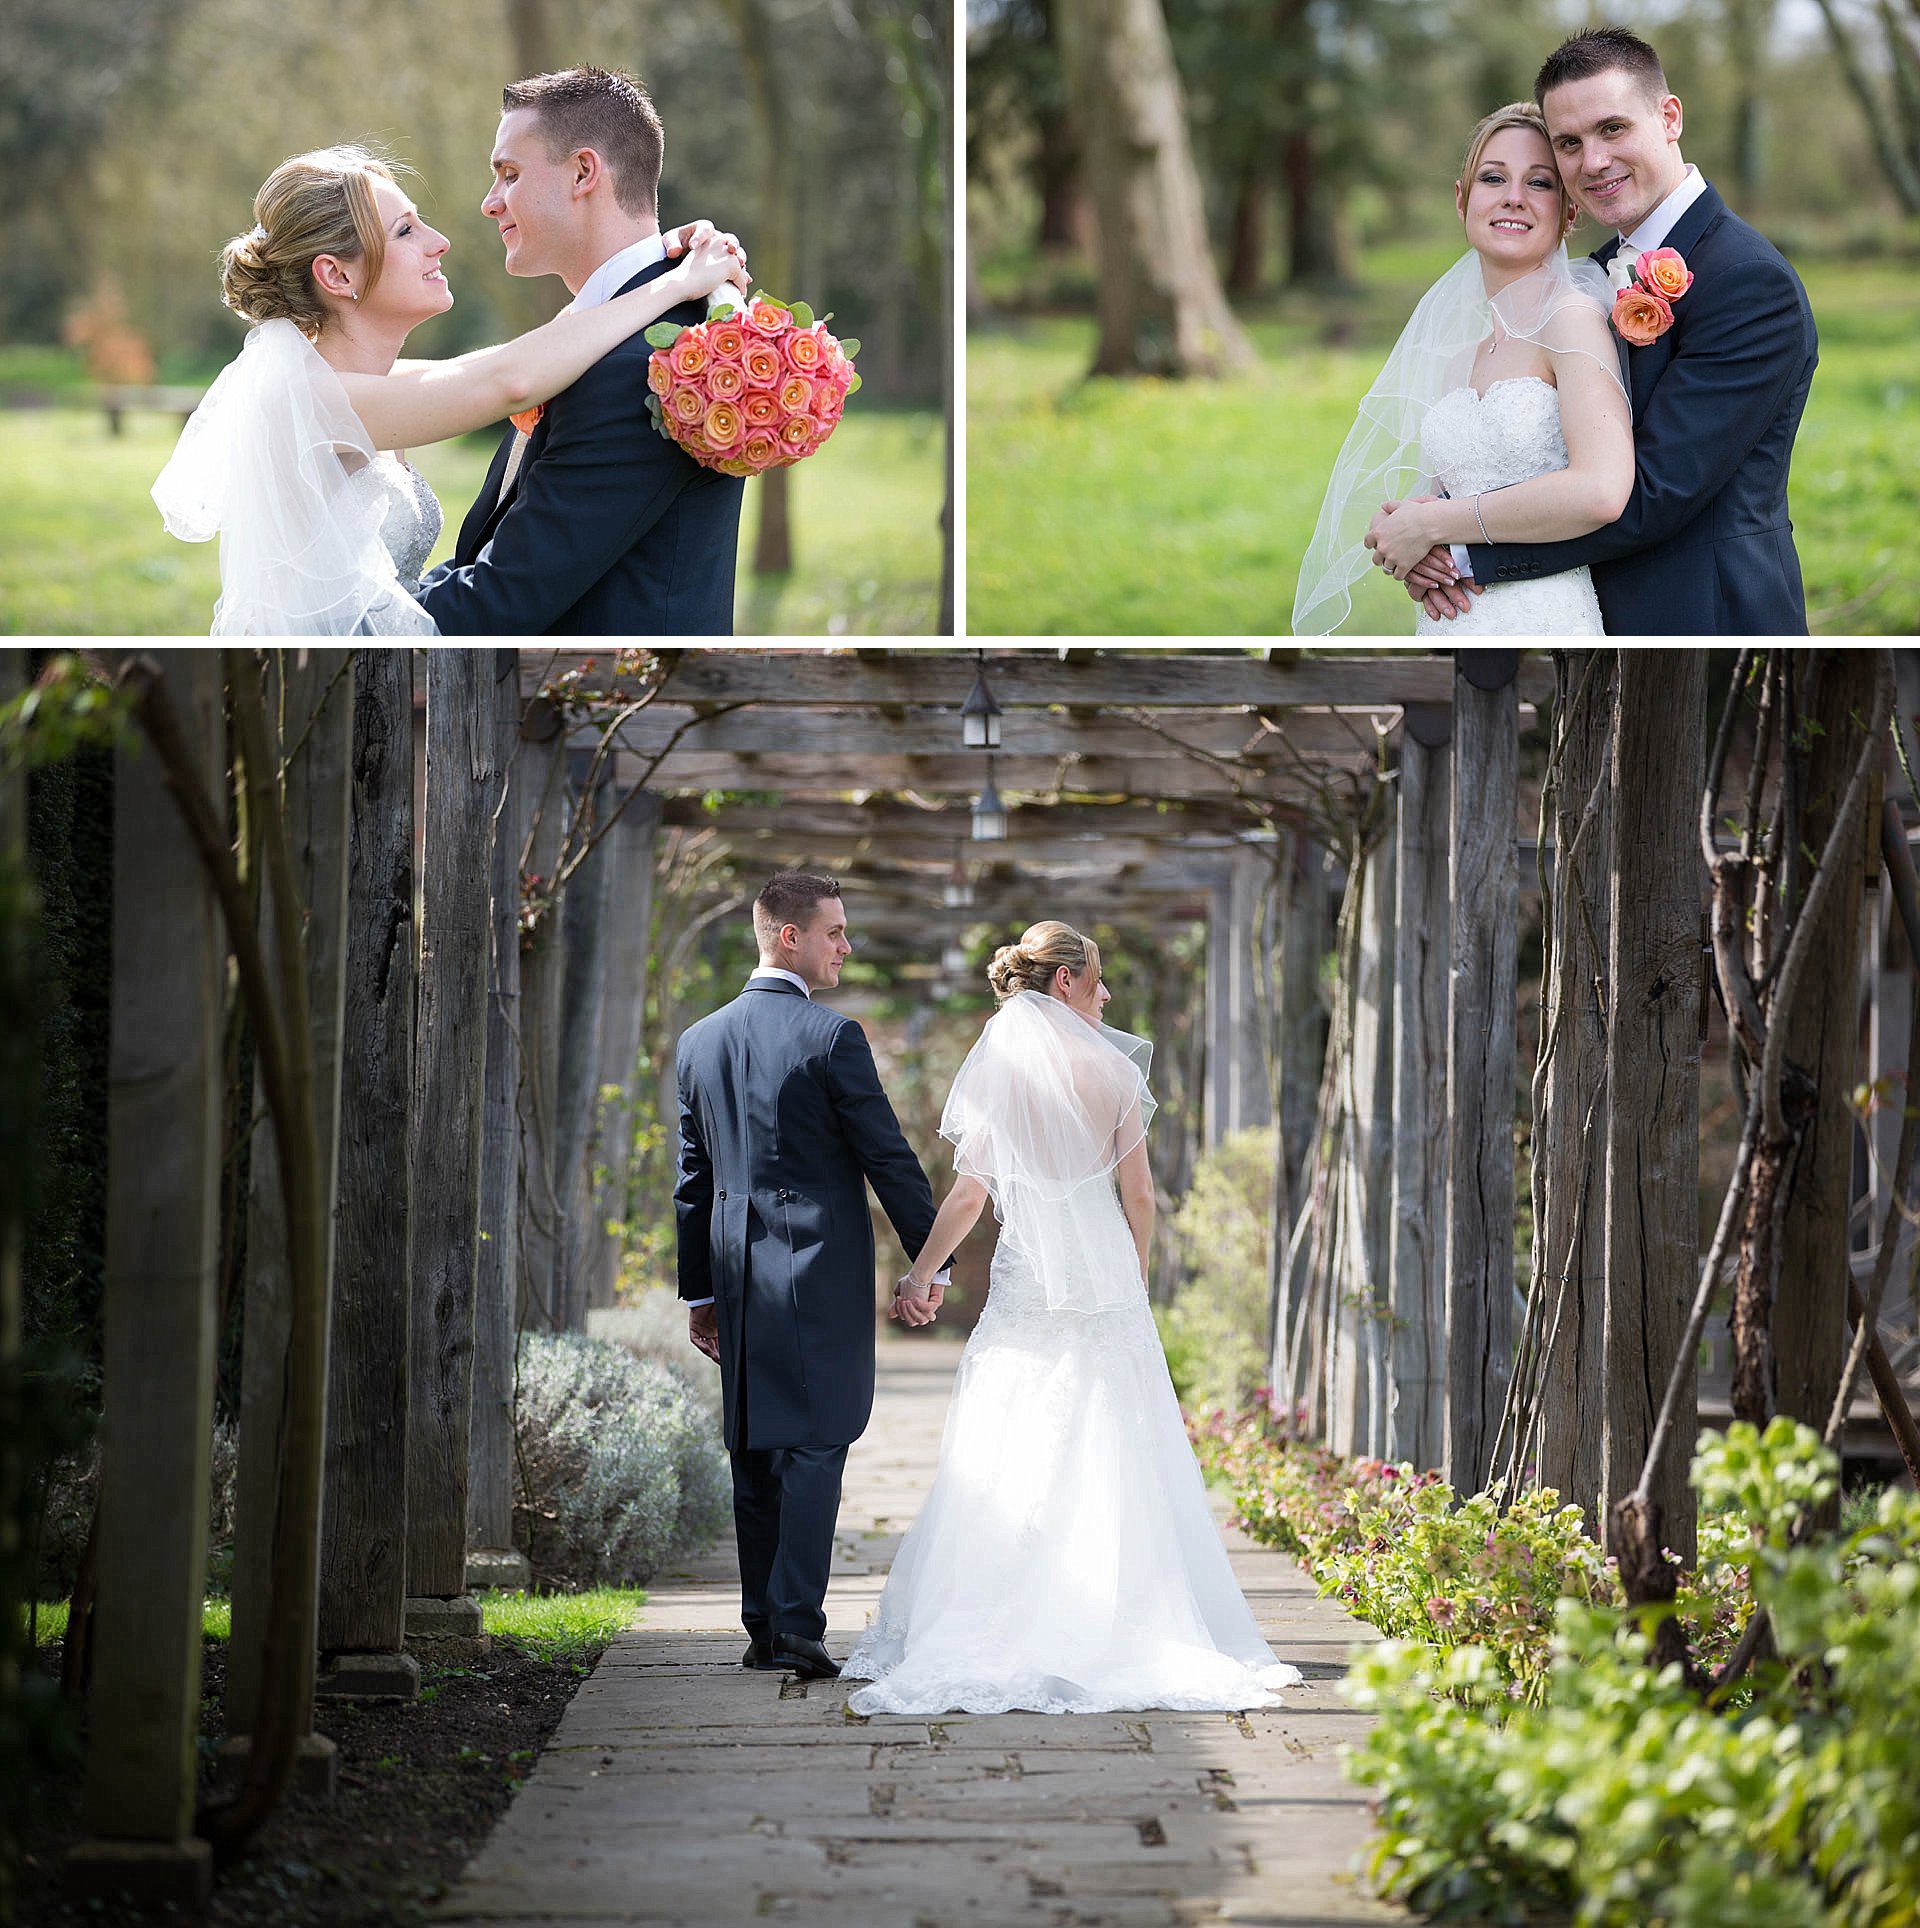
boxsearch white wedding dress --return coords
[842,993,1302,1717]
[1413,375,1604,637]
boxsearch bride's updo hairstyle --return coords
[220,145,399,338]
[1459,102,1576,233]
[987,921,1100,1002]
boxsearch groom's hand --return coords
[688,1303,721,1364]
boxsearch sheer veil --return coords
[1291,246,1622,636]
[940,989,1156,1315]
[152,318,435,636]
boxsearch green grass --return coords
[0,395,941,635]
[475,1586,646,1662]
[23,1596,232,1647]
[967,250,1920,636]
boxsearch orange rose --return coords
[669,384,706,426]
[783,328,824,374]
[647,353,673,397]
[779,413,816,452]
[743,339,782,386]
[703,399,745,450]
[708,319,748,362]
[1612,286,1673,347]
[708,362,746,402]
[509,404,544,435]
[745,296,791,337]
[741,429,780,471]
[1637,246,1692,302]
[779,374,814,415]
[668,332,709,380]
[743,388,780,429]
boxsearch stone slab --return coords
[316,1648,422,1701]
[64,1836,215,1910]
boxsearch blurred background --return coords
[967,0,1920,635]
[0,0,951,634]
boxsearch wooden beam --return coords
[656,797,1258,840]
[526,648,1555,709]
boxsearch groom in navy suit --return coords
[1408,27,1817,635]
[417,67,742,635]
[675,874,948,1679]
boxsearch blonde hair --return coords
[220,145,399,338]
[1459,102,1575,232]
[986,921,1100,1002]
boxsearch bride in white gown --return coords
[842,922,1302,1717]
[1292,102,1632,636]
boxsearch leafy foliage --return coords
[1157,1127,1275,1411]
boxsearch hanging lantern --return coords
[971,766,1008,842]
[961,664,1003,749]
[943,861,974,909]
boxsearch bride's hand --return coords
[665,221,752,299]
[1367,497,1448,579]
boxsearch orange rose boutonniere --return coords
[509,403,544,436]
[1608,245,1693,347]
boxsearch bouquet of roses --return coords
[644,287,861,478]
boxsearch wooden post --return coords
[581,789,662,1315]
[1389,716,1450,1469]
[1536,652,1614,1534]
[466,654,529,1594]
[64,655,222,1906]
[1229,843,1273,1132]
[1205,878,1233,1148]
[1775,653,1878,1475]
[316,650,417,1701]
[517,704,568,1330]
[0,651,24,1796]
[1276,834,1328,1210]
[1869,879,1912,1268]
[554,754,616,1330]
[226,650,353,1794]
[1444,652,1518,1497]
[404,650,497,1648]
[1602,650,1703,1566]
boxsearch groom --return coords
[417,67,743,634]
[1397,26,1818,635]
[675,873,949,1679]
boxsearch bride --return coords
[1292,102,1632,636]
[151,144,749,634]
[842,922,1302,1716]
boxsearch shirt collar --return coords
[749,966,813,998]
[570,232,669,312]
[1622,164,1706,254]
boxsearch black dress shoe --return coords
[772,1633,841,1680]
[742,1639,783,1669]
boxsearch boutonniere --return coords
[1608,245,1694,346]
[509,403,544,435]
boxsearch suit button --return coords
[778,1188,791,1202]
[718,1188,727,1200]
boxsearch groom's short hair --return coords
[1534,27,1668,107]
[755,872,843,941]
[502,67,664,218]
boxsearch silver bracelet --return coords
[1473,492,1492,543]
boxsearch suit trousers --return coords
[729,1441,848,1643]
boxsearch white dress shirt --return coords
[569,231,669,313]
[683,968,950,1307]
[1450,164,1708,577]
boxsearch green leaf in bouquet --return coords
[846,372,862,395]
[789,301,815,329]
[644,322,685,349]
[838,338,862,361]
[756,294,792,313]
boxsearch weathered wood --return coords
[554,756,616,1331]
[0,652,24,1752]
[1276,834,1329,1204]
[1602,650,1704,1566]
[1775,653,1878,1470]
[405,650,497,1604]
[517,708,569,1330]
[1205,854,1272,1144]
[1535,652,1613,1533]
[318,649,414,1666]
[228,651,354,1740]
[79,652,224,1857]
[658,796,1254,844]
[1388,734,1449,1469]
[467,653,526,1571]
[1869,880,1913,1282]
[606,650,1557,711]
[1444,656,1518,1497]
[581,790,662,1315]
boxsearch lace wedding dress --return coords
[842,993,1303,1717]
[348,453,443,590]
[1414,375,1604,637]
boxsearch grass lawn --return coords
[0,399,941,635]
[967,248,1920,637]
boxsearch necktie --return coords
[494,428,531,512]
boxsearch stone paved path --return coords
[437,1338,1403,1928]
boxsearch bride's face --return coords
[1052,962,1110,1026]
[1455,128,1567,276]
[352,176,453,329]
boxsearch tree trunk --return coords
[517,707,568,1332]
[1036,102,1083,251]
[1225,156,1267,297]
[1055,0,1256,376]
[228,651,354,1768]
[1774,652,1878,1507]
[466,654,525,1583]
[1444,653,1518,1496]
[405,651,497,1622]
[505,0,551,76]
[1535,651,1613,1534]
[317,649,415,1692]
[70,652,225,1898]
[581,791,661,1315]
[1602,650,1704,1567]
[1389,729,1449,1469]
[1282,129,1346,288]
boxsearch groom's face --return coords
[782,897,852,991]
[483,108,582,278]
[1542,70,1686,234]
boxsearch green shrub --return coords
[1159,1127,1275,1411]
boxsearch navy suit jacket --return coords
[416,254,744,635]
[674,981,938,1452]
[1465,183,1817,635]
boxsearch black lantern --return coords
[962,664,1003,749]
[971,764,1008,842]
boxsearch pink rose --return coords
[647,353,673,397]
[708,362,747,402]
[779,413,817,454]
[707,318,748,362]
[745,296,791,338]
[742,386,781,429]
[741,428,781,471]
[1612,285,1673,346]
[742,339,782,387]
[783,327,825,374]
[1637,247,1692,302]
[778,374,814,415]
[811,382,845,426]
[668,332,710,380]
[703,399,745,450]
[668,384,706,427]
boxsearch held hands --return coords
[889,1274,945,1329]
[687,1302,722,1364]
[1362,496,1482,617]
[664,220,752,301]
